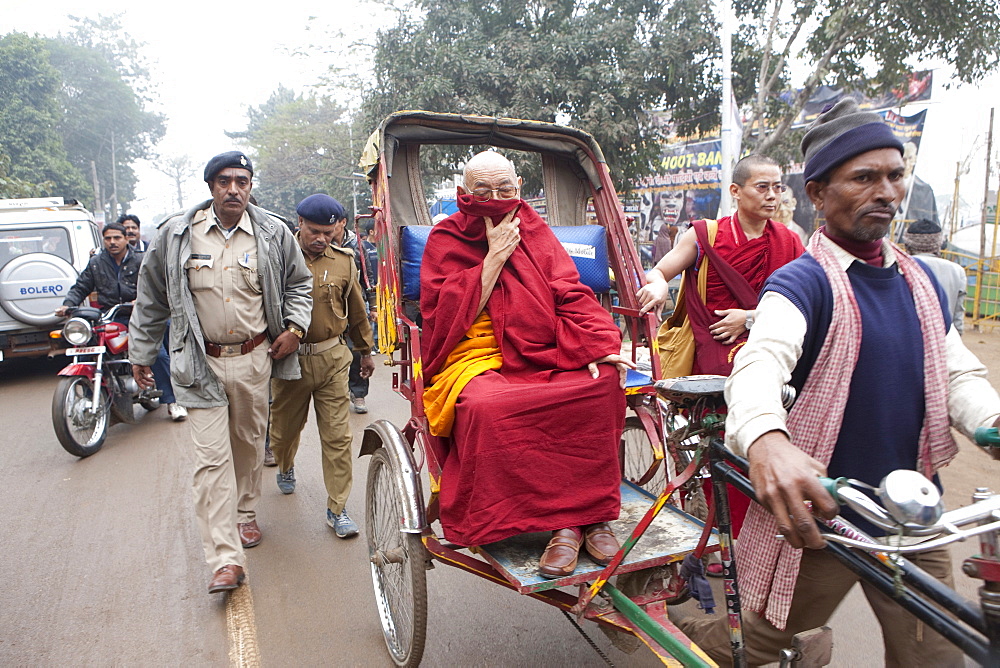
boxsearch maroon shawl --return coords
[421,197,622,379]
[419,196,625,546]
[689,215,805,376]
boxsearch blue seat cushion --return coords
[400,224,610,301]
[624,368,652,389]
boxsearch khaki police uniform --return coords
[269,239,373,514]
[186,207,271,572]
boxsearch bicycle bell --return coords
[876,470,943,527]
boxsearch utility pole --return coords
[349,119,358,222]
[974,107,995,328]
[110,131,119,221]
[90,160,102,222]
[718,0,734,217]
[949,161,962,240]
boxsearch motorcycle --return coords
[50,303,161,457]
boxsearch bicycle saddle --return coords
[654,375,727,404]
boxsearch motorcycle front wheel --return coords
[52,376,110,458]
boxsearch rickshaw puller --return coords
[420,151,633,578]
[676,99,1000,666]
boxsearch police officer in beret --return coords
[130,151,313,594]
[268,194,374,538]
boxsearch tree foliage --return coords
[361,0,718,193]
[234,87,371,221]
[49,15,165,215]
[0,33,89,197]
[0,17,163,214]
[736,0,1000,157]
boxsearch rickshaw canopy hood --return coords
[360,111,609,192]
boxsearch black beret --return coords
[204,151,253,182]
[296,194,346,225]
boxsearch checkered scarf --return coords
[736,231,957,630]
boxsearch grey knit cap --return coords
[801,99,903,183]
[903,219,944,255]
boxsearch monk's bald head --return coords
[461,151,520,195]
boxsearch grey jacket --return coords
[129,200,313,407]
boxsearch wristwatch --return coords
[745,312,755,330]
[286,324,305,339]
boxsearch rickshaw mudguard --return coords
[360,419,427,533]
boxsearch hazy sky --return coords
[6,0,392,218]
[5,1,999,222]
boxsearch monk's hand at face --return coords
[747,431,839,550]
[484,209,521,263]
[710,309,748,344]
[587,354,637,389]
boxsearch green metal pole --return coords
[604,583,713,667]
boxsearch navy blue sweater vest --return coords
[763,254,950,534]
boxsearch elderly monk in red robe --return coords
[421,150,633,579]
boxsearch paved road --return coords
[0,354,658,667]
[1,349,995,666]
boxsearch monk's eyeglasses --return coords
[471,185,519,201]
[746,182,788,194]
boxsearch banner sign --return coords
[633,139,724,246]
[792,71,933,126]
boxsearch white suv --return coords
[0,197,101,360]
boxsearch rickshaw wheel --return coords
[620,415,710,518]
[365,447,428,667]
[620,416,666,496]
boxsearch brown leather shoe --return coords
[583,522,620,566]
[208,565,245,594]
[538,528,582,579]
[238,520,262,548]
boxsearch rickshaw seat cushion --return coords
[624,368,652,388]
[400,224,610,302]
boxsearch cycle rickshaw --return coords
[355,111,1000,667]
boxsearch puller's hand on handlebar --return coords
[747,430,840,550]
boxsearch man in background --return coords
[119,214,148,252]
[904,218,967,335]
[269,194,374,537]
[331,212,378,413]
[56,222,141,323]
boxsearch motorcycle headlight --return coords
[62,317,93,346]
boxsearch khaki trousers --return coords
[187,346,271,573]
[678,547,964,667]
[269,342,354,514]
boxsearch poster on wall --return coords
[633,139,724,263]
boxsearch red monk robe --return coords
[687,213,804,537]
[688,214,805,376]
[420,195,626,547]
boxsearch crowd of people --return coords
[52,101,999,665]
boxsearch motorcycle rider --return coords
[56,222,140,323]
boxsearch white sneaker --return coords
[168,403,188,421]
